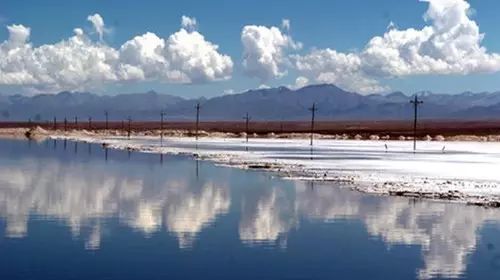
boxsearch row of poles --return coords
[309,96,423,151]
[41,96,424,151]
[286,95,422,150]
[48,111,110,130]
[46,110,134,139]
[188,97,423,151]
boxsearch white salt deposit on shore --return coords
[48,132,500,207]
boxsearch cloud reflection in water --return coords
[0,141,499,279]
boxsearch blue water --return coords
[0,139,500,280]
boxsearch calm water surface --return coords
[1,139,500,280]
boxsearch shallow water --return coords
[0,139,500,279]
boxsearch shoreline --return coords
[3,126,500,142]
[3,127,500,208]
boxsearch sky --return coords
[0,0,500,97]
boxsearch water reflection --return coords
[239,187,296,247]
[237,180,500,278]
[0,143,230,250]
[295,184,500,279]
[0,140,500,279]
[165,182,230,248]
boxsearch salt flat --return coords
[53,134,500,206]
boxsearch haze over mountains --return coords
[1,84,500,121]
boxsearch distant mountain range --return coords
[1,84,500,121]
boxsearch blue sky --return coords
[0,0,500,97]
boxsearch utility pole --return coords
[104,111,109,130]
[74,116,78,128]
[243,112,251,143]
[53,117,57,130]
[195,102,200,141]
[309,103,318,146]
[64,117,68,131]
[160,111,166,146]
[127,116,132,139]
[88,117,92,130]
[410,95,424,152]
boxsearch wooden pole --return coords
[127,117,132,139]
[410,95,423,152]
[160,111,166,146]
[104,111,109,130]
[195,102,200,141]
[243,112,251,143]
[309,103,317,146]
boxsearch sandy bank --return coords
[3,127,500,142]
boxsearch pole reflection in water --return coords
[0,139,499,280]
[308,180,314,190]
[195,159,199,180]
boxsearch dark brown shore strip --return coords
[2,119,500,138]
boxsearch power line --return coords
[195,102,201,141]
[160,111,166,146]
[308,102,318,146]
[410,95,424,152]
[88,116,92,130]
[127,116,132,139]
[104,111,109,130]
[243,112,251,143]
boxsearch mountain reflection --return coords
[0,142,500,279]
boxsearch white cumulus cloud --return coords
[181,15,197,32]
[164,28,233,83]
[0,26,119,91]
[0,15,233,92]
[293,0,500,94]
[5,24,30,48]
[87,13,106,41]
[293,49,388,93]
[241,21,301,82]
[289,76,309,90]
[281,19,290,32]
